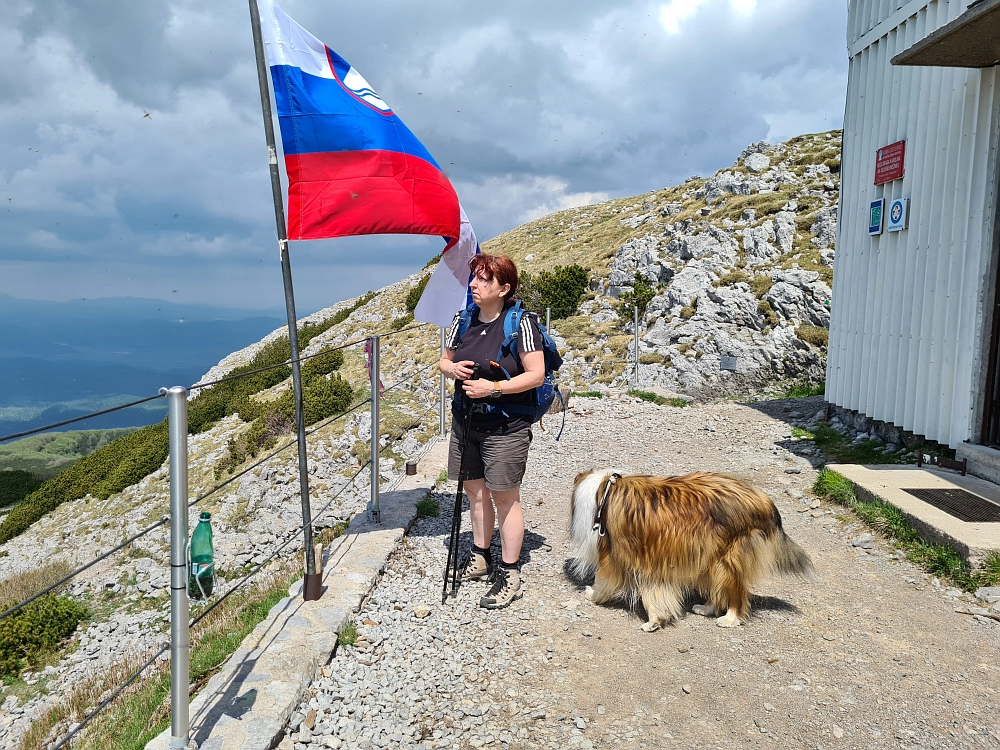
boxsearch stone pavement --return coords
[146,441,449,750]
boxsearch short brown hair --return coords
[469,254,519,300]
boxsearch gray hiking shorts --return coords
[447,422,532,491]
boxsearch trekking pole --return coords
[442,365,480,604]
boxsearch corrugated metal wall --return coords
[829,0,1000,448]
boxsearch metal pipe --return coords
[165,386,190,750]
[546,307,551,330]
[247,0,317,595]
[633,304,640,387]
[439,327,447,437]
[370,335,381,523]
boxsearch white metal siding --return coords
[829,0,1000,448]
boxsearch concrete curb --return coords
[146,441,448,750]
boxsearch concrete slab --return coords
[829,463,1000,567]
[146,438,448,750]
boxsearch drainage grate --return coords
[901,488,1000,523]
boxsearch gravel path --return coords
[282,394,1000,750]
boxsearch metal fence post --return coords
[369,335,381,523]
[633,305,640,387]
[164,386,190,750]
[546,307,551,330]
[439,327,447,437]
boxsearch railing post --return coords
[439,327,447,437]
[546,307,551,330]
[369,335,381,523]
[164,386,190,750]
[633,304,640,387]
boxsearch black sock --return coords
[472,544,492,563]
[499,560,518,571]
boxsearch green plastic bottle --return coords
[188,511,215,599]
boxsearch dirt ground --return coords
[291,393,1000,750]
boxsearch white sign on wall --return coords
[887,198,909,232]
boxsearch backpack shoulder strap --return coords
[454,304,479,344]
[498,301,525,360]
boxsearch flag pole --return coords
[247,0,320,601]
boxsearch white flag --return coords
[413,204,479,329]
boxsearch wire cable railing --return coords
[45,384,441,750]
[0,393,166,443]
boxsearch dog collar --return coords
[592,472,621,537]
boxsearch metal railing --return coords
[0,319,446,749]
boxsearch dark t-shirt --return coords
[447,306,542,434]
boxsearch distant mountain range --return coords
[0,293,287,436]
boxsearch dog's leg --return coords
[638,582,683,633]
[709,557,750,628]
[691,603,718,618]
[584,562,618,604]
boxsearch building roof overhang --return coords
[892,0,1000,67]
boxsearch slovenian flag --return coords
[414,204,480,328]
[257,0,460,242]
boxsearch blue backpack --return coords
[454,301,566,439]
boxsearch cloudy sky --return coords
[0,0,848,313]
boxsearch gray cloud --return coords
[0,0,847,311]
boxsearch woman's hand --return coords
[462,377,496,400]
[450,360,476,380]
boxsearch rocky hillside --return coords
[0,130,840,747]
[487,130,840,396]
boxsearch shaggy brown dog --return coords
[570,470,813,630]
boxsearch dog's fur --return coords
[570,470,813,630]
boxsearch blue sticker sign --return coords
[869,199,885,236]
[887,198,909,232]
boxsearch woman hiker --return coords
[438,254,544,609]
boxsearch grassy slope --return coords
[0,429,138,479]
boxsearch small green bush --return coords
[0,594,87,679]
[302,375,353,425]
[301,348,345,381]
[416,495,440,519]
[390,313,415,331]
[519,264,589,320]
[0,470,43,507]
[665,397,690,408]
[795,324,829,348]
[614,273,660,320]
[783,380,826,399]
[628,389,666,405]
[337,620,358,647]
[405,275,431,313]
[574,391,603,399]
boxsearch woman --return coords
[438,254,544,609]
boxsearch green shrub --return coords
[0,594,87,679]
[783,380,826,399]
[614,272,660,320]
[574,391,603,399]
[337,620,358,647]
[0,470,43,507]
[795,324,829,348]
[628,389,666,405]
[301,349,345,381]
[390,313,415,331]
[405,275,431,313]
[0,423,170,544]
[302,375,353,425]
[416,496,440,519]
[519,264,589,320]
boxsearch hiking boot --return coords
[479,566,522,609]
[443,550,491,582]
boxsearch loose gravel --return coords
[282,393,1000,750]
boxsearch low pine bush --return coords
[0,594,87,679]
[520,264,589,320]
[0,470,43,508]
[405,275,430,313]
[614,272,660,320]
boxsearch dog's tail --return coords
[769,530,815,580]
[568,470,613,577]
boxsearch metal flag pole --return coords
[247,0,320,601]
[165,386,190,749]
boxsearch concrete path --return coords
[146,441,448,750]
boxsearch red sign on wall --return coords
[874,140,906,185]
